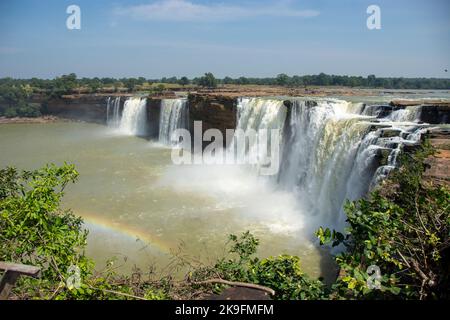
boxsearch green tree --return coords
[276,73,289,86]
[178,76,190,86]
[0,164,91,284]
[51,73,78,97]
[198,72,217,88]
[223,76,234,84]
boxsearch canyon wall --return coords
[32,94,450,134]
[187,94,237,146]
[147,98,161,138]
[43,95,112,124]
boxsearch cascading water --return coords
[231,97,426,232]
[106,97,121,127]
[387,105,421,122]
[277,99,375,229]
[118,97,148,136]
[227,97,287,175]
[159,99,189,145]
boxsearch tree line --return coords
[1,72,449,92]
[1,72,448,117]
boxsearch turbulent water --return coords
[118,97,147,136]
[226,98,287,176]
[230,97,427,232]
[159,98,189,145]
[106,95,428,233]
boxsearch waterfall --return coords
[119,97,148,136]
[227,98,287,175]
[106,97,121,127]
[159,98,189,145]
[277,99,376,228]
[386,106,421,122]
[231,97,426,231]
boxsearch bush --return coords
[250,255,325,300]
[198,72,217,88]
[4,107,17,118]
[207,232,326,300]
[0,164,172,300]
[0,164,91,285]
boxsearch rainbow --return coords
[74,210,174,255]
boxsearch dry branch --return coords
[193,278,275,296]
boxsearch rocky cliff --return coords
[147,98,161,139]
[43,94,111,124]
[187,94,237,146]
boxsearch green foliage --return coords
[250,255,325,300]
[1,73,449,115]
[50,73,78,97]
[208,231,326,300]
[0,82,42,117]
[276,73,289,86]
[211,232,259,281]
[198,72,218,88]
[316,141,450,299]
[0,163,168,300]
[215,74,450,89]
[178,76,190,86]
[0,164,90,283]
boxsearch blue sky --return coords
[0,0,449,78]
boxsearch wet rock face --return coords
[146,98,161,139]
[419,105,450,124]
[44,95,109,124]
[362,105,399,118]
[389,100,450,124]
[380,128,402,138]
[187,94,237,147]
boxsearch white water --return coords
[159,99,189,145]
[106,97,121,127]
[228,97,427,233]
[277,99,373,229]
[105,95,428,237]
[228,98,287,175]
[387,106,421,122]
[118,97,148,136]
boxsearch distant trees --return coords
[178,76,190,86]
[161,76,178,84]
[237,77,250,85]
[198,72,218,88]
[120,78,140,93]
[50,73,78,96]
[0,82,41,117]
[223,76,233,85]
[0,72,448,115]
[276,73,289,86]
[87,77,102,93]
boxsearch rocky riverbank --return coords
[0,115,60,124]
